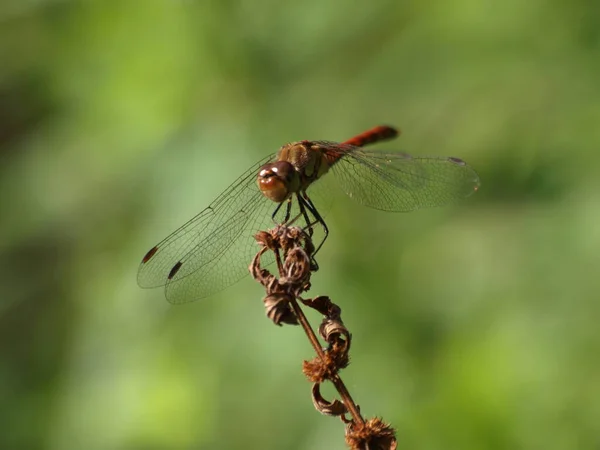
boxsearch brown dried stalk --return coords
[249,226,397,450]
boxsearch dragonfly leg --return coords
[296,194,315,238]
[293,194,320,271]
[272,197,293,224]
[283,197,293,223]
[299,191,329,257]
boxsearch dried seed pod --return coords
[345,417,397,450]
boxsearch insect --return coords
[138,125,479,303]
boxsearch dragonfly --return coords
[138,125,480,304]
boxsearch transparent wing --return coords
[327,145,480,211]
[137,153,280,303]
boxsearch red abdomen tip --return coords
[343,125,400,147]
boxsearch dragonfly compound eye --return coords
[257,161,300,203]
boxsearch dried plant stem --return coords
[288,296,365,426]
[288,297,324,358]
[251,226,396,450]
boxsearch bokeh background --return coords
[2,0,600,449]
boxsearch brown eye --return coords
[257,161,299,203]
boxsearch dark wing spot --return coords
[168,261,183,280]
[142,246,158,263]
[448,157,466,166]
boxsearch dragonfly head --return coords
[257,161,300,203]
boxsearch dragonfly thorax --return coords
[279,141,330,185]
[257,160,301,203]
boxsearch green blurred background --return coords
[2,0,600,449]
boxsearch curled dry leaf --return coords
[249,247,274,289]
[263,293,297,326]
[311,382,348,417]
[301,296,351,355]
[281,247,312,286]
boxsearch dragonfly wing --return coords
[164,189,278,303]
[137,154,276,302]
[330,148,480,212]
